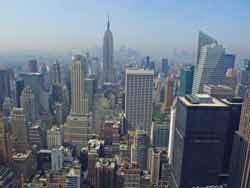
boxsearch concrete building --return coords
[131,130,149,170]
[224,68,237,92]
[0,68,13,110]
[11,107,29,152]
[150,122,169,148]
[12,150,35,181]
[20,72,49,113]
[125,69,154,132]
[236,59,250,97]
[66,164,81,188]
[28,124,45,149]
[150,149,161,186]
[95,158,117,188]
[63,115,89,147]
[51,147,64,171]
[47,126,62,149]
[162,76,175,111]
[2,97,12,117]
[203,84,234,99]
[51,61,62,85]
[0,117,12,164]
[119,162,141,188]
[20,86,37,123]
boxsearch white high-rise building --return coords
[47,126,62,149]
[125,69,154,132]
[192,43,225,94]
[103,17,114,83]
[20,86,37,123]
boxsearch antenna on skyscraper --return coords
[107,13,110,30]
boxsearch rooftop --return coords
[126,68,154,75]
[180,94,228,107]
[12,150,32,160]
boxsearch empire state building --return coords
[103,18,114,83]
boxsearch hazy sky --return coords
[0,0,249,59]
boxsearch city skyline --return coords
[0,0,249,59]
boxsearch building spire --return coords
[107,14,110,30]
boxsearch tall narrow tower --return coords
[71,55,87,116]
[103,17,114,83]
[63,55,89,147]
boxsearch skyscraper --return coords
[63,55,89,147]
[150,149,161,186]
[95,158,117,188]
[161,58,169,76]
[178,64,194,96]
[47,126,62,149]
[0,68,13,111]
[70,55,87,116]
[162,76,175,111]
[20,72,49,113]
[171,94,237,187]
[15,79,24,108]
[28,59,38,73]
[125,69,154,132]
[0,116,12,164]
[228,90,250,188]
[223,54,235,74]
[192,43,225,94]
[150,122,169,148]
[51,147,63,171]
[51,61,62,85]
[196,31,218,65]
[131,130,149,170]
[236,59,250,97]
[103,17,114,83]
[11,107,29,152]
[20,86,37,123]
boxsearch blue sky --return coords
[0,0,249,59]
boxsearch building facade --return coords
[125,69,153,132]
[103,18,114,83]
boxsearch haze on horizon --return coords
[0,0,249,59]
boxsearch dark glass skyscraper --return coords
[161,58,169,76]
[224,54,235,74]
[16,79,24,108]
[178,64,194,96]
[171,94,240,187]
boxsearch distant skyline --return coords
[0,0,249,59]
